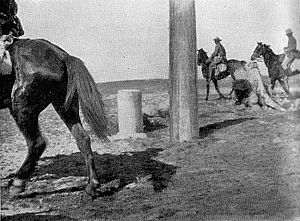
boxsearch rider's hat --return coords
[285,28,293,35]
[213,37,222,42]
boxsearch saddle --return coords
[217,63,227,72]
[213,56,227,72]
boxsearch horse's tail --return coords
[64,56,109,141]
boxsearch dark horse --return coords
[250,42,289,95]
[197,48,247,100]
[0,38,110,197]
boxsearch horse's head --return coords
[250,42,270,61]
[197,48,209,65]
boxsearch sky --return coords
[16,0,300,83]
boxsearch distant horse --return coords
[197,48,247,100]
[0,38,110,197]
[250,42,290,95]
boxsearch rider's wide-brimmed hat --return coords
[213,37,222,42]
[285,28,293,34]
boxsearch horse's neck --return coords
[200,55,209,67]
[263,49,278,67]
[202,55,209,65]
[202,62,209,72]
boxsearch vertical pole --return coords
[169,0,198,142]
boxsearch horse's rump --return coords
[9,39,70,84]
[226,59,246,73]
[10,38,109,139]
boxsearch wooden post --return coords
[114,89,147,139]
[169,0,198,142]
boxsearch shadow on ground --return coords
[1,213,77,221]
[144,123,168,132]
[8,148,177,198]
[199,117,256,139]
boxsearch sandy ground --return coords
[0,80,300,221]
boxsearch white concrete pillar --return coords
[114,89,147,139]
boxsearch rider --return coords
[283,28,297,70]
[207,37,227,80]
[0,0,24,61]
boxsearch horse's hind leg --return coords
[52,101,100,196]
[8,109,46,195]
[278,78,290,96]
[212,78,226,99]
[269,78,277,95]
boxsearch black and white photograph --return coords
[1,0,300,220]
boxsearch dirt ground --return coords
[1,79,299,221]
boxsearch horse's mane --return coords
[264,44,275,53]
[258,42,277,56]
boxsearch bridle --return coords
[251,45,265,62]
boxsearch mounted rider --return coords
[282,28,300,73]
[207,37,227,79]
[0,0,24,75]
[0,0,24,36]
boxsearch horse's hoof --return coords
[8,178,26,196]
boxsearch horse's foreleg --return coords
[53,102,100,197]
[205,67,214,101]
[205,78,210,101]
[8,109,46,195]
[228,71,236,99]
